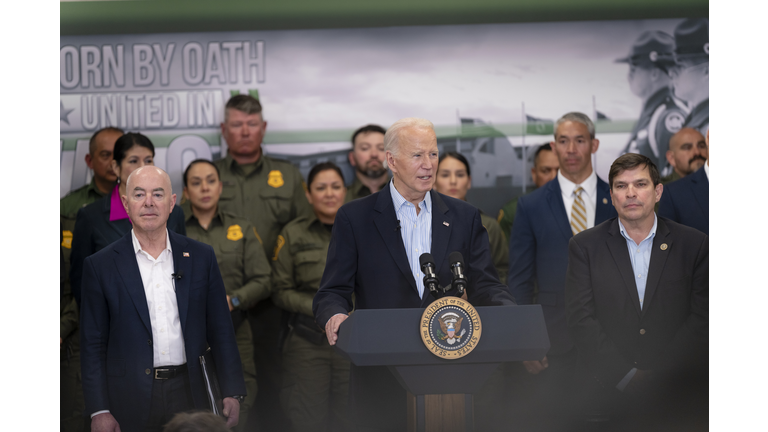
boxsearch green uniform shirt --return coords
[60,179,110,252]
[214,154,313,258]
[481,212,509,284]
[182,202,272,309]
[344,174,389,203]
[60,179,111,342]
[660,170,681,185]
[497,196,520,244]
[271,215,331,318]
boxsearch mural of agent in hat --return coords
[670,18,709,137]
[619,30,689,177]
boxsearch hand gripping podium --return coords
[334,304,549,432]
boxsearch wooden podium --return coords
[334,305,550,432]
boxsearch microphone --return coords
[172,270,184,280]
[395,220,401,231]
[448,251,468,298]
[419,253,440,298]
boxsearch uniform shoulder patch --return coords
[267,170,285,188]
[62,230,73,249]
[272,234,286,261]
[664,111,685,134]
[227,224,244,241]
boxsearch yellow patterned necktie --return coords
[571,186,587,235]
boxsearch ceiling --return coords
[61,0,708,36]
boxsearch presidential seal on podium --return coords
[420,297,482,359]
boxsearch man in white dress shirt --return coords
[80,167,246,432]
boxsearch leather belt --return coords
[154,364,187,380]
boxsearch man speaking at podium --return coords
[313,117,515,431]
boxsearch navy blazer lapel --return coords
[690,167,709,215]
[430,191,452,272]
[642,218,672,317]
[373,186,418,292]
[102,195,130,240]
[169,231,192,332]
[113,234,153,334]
[606,220,642,316]
[546,180,573,241]
[595,177,615,224]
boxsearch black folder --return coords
[199,347,224,416]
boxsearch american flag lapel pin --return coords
[443,221,449,227]
[183,252,190,257]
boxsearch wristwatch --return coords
[229,395,245,403]
[230,297,241,308]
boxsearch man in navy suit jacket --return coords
[80,167,246,432]
[507,112,617,428]
[313,118,515,431]
[658,162,709,235]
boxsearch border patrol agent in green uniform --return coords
[181,159,272,432]
[617,30,689,177]
[214,94,313,430]
[60,127,123,432]
[434,152,509,283]
[272,162,352,432]
[344,124,389,203]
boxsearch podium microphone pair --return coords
[419,252,468,299]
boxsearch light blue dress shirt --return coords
[390,180,432,299]
[615,214,658,391]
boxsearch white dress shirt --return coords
[557,169,598,229]
[390,180,432,299]
[131,229,186,367]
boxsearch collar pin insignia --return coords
[443,221,449,227]
[183,252,190,257]
[660,244,668,251]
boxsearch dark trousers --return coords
[246,299,292,432]
[145,369,195,432]
[503,348,601,432]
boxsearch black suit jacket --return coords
[69,193,187,305]
[313,186,515,326]
[565,217,708,389]
[79,230,245,432]
[658,165,709,235]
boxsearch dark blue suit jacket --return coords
[313,186,515,327]
[658,165,709,235]
[70,193,186,306]
[507,176,616,355]
[79,230,245,432]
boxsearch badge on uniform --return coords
[183,252,190,257]
[267,170,284,188]
[62,230,73,249]
[664,112,685,133]
[227,224,244,241]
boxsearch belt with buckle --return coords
[154,364,187,380]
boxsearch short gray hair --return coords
[384,117,435,157]
[555,112,595,139]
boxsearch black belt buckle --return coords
[154,364,186,380]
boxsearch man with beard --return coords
[661,128,708,184]
[345,124,389,202]
[670,18,709,136]
[618,31,688,177]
